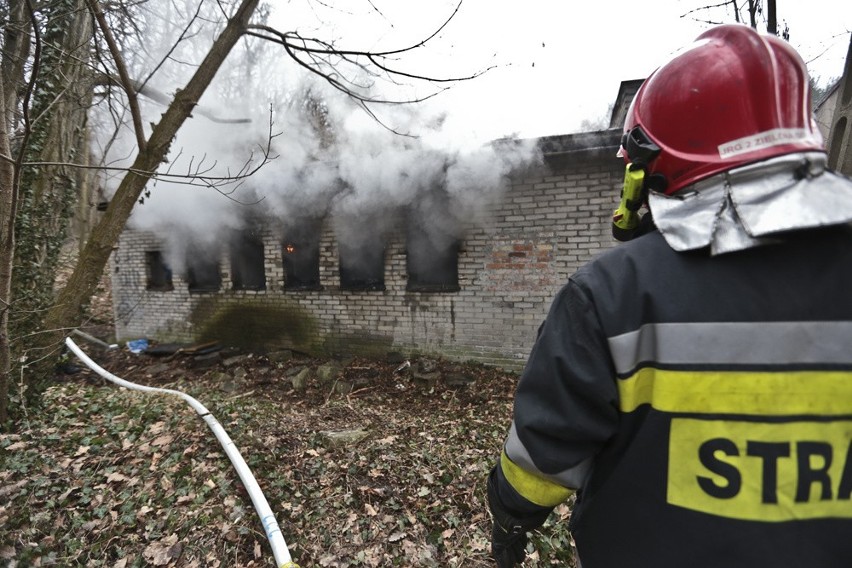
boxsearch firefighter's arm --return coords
[487,451,575,567]
[509,278,619,485]
[487,278,619,565]
[497,450,575,507]
[486,456,557,568]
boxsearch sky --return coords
[269,0,852,141]
[105,0,851,256]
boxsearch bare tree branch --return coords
[137,0,205,95]
[20,105,278,194]
[681,0,739,25]
[93,73,252,123]
[44,0,263,343]
[244,0,493,107]
[85,0,147,151]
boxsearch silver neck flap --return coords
[648,152,852,256]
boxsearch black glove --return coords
[487,467,551,567]
[491,518,528,567]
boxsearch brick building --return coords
[110,83,641,370]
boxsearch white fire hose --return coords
[64,337,299,568]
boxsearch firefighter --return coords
[486,24,852,568]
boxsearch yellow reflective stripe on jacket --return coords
[618,368,852,415]
[500,450,574,507]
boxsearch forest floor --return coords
[0,329,577,566]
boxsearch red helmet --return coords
[620,24,824,195]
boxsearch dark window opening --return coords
[186,245,221,293]
[282,220,322,290]
[339,242,385,291]
[230,231,266,291]
[406,225,460,293]
[145,251,173,291]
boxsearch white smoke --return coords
[92,0,542,271]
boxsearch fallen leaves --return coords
[105,471,130,483]
[151,434,174,447]
[0,349,577,566]
[4,440,28,451]
[136,505,155,518]
[143,533,183,566]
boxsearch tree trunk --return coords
[0,0,31,427]
[730,1,741,24]
[10,0,94,409]
[1,0,30,133]
[0,76,16,426]
[41,0,260,355]
[746,0,758,29]
[766,0,777,35]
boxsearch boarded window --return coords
[230,231,266,291]
[186,244,221,293]
[145,251,173,291]
[282,219,322,290]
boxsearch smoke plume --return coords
[93,0,542,275]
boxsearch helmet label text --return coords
[718,128,810,159]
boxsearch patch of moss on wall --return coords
[191,298,320,352]
[186,298,524,368]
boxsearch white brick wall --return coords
[112,136,624,370]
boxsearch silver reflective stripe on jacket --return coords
[504,421,593,489]
[607,321,852,376]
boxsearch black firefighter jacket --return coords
[497,225,852,567]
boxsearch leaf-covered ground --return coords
[0,346,577,567]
